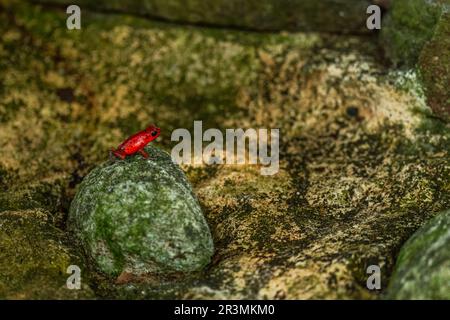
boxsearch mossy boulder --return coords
[386,210,450,299]
[0,209,94,299]
[30,0,373,33]
[381,0,450,121]
[381,0,447,67]
[68,145,214,277]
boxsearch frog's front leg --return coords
[138,149,149,159]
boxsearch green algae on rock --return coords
[386,209,450,299]
[30,0,374,33]
[381,0,447,67]
[0,209,94,299]
[68,145,214,277]
[381,0,450,121]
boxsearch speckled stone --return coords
[68,145,214,276]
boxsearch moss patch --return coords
[0,209,94,299]
[386,209,450,299]
[381,0,446,67]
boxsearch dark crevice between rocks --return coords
[30,0,383,37]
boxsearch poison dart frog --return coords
[110,125,161,160]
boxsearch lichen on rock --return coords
[68,145,214,277]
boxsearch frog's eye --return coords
[151,131,158,137]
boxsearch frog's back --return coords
[118,131,148,153]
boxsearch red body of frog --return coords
[110,125,161,160]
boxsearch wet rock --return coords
[386,210,450,299]
[68,145,214,277]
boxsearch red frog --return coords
[110,125,161,160]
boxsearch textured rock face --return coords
[0,1,449,299]
[386,210,450,299]
[31,0,373,33]
[419,11,450,121]
[69,146,214,276]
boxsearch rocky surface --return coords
[69,145,214,277]
[32,0,374,33]
[386,210,450,299]
[0,1,449,299]
[381,0,446,67]
[381,0,450,121]
[0,209,94,299]
[419,10,450,121]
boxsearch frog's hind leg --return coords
[110,148,126,160]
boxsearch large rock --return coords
[381,0,450,121]
[68,145,214,277]
[31,0,374,33]
[418,11,450,121]
[0,209,94,299]
[381,0,446,67]
[386,210,450,299]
